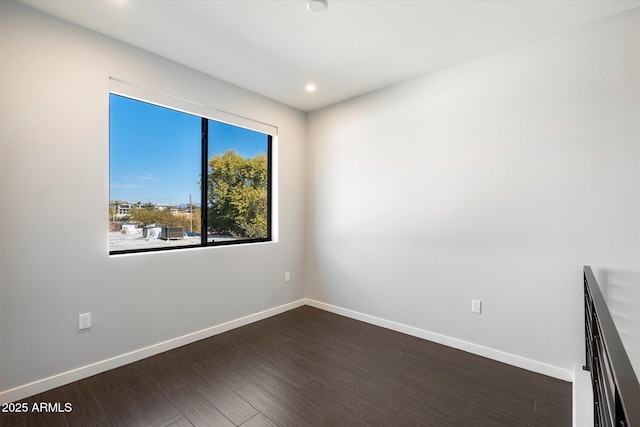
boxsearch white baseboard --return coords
[1,297,575,404]
[0,299,306,404]
[305,298,573,382]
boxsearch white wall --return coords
[0,1,307,396]
[1,0,638,401]
[306,9,640,375]
[599,269,640,379]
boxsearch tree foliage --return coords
[128,205,201,233]
[207,150,268,239]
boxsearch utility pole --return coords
[189,193,193,233]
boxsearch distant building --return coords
[116,203,131,219]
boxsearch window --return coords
[109,93,272,254]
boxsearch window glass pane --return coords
[109,94,202,252]
[207,120,270,243]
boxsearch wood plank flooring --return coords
[1,306,572,426]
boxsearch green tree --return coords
[129,205,157,225]
[186,207,201,234]
[128,204,201,234]
[207,150,268,238]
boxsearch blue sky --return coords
[109,94,268,206]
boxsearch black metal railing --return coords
[584,266,640,426]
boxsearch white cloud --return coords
[110,183,142,189]
[136,174,157,182]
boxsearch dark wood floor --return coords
[1,306,571,426]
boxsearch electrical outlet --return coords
[79,313,91,330]
[285,272,291,282]
[471,300,481,314]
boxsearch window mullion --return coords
[201,118,208,247]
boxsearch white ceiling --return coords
[21,0,640,112]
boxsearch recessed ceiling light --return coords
[307,0,328,13]
[305,84,317,92]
